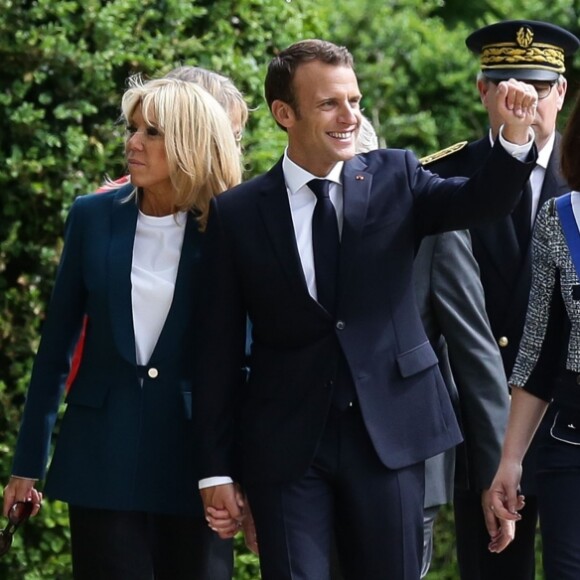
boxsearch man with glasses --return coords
[424,19,579,580]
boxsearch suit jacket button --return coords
[498,336,509,348]
[148,367,159,379]
[336,321,346,330]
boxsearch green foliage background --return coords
[0,0,579,577]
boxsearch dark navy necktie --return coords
[309,179,355,409]
[309,179,339,314]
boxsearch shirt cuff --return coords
[10,474,39,481]
[198,476,234,489]
[498,125,535,160]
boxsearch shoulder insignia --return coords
[420,141,468,166]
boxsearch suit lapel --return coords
[256,157,372,314]
[257,160,311,299]
[109,188,139,365]
[338,156,372,299]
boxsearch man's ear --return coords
[556,77,567,111]
[271,100,296,129]
[477,78,491,107]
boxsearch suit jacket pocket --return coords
[550,408,580,446]
[396,341,439,378]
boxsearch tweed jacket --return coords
[510,194,578,400]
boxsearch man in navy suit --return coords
[425,20,579,580]
[196,39,537,579]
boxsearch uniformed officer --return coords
[423,19,579,580]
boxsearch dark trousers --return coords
[421,506,439,578]
[536,407,580,579]
[454,489,537,580]
[246,403,425,580]
[68,505,233,580]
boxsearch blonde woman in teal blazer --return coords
[2,76,242,579]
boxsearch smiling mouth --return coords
[328,131,354,140]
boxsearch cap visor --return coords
[483,68,559,81]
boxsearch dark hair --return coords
[560,90,580,190]
[264,39,354,120]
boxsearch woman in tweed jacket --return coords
[490,92,580,580]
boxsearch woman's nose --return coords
[127,131,145,150]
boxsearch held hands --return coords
[201,483,259,553]
[200,482,245,539]
[2,477,43,518]
[494,79,538,144]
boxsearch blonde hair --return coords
[356,115,379,153]
[121,75,242,228]
[166,66,249,136]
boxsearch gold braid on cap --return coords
[481,44,565,72]
[480,26,565,73]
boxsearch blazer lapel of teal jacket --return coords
[109,189,138,365]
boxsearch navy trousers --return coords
[245,403,425,580]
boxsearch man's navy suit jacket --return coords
[196,144,535,486]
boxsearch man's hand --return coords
[241,497,259,555]
[495,78,538,144]
[3,477,43,518]
[481,488,516,553]
[200,483,245,539]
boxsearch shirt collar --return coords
[282,148,344,195]
[535,132,555,170]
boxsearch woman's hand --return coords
[3,477,43,518]
[488,460,525,523]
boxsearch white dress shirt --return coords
[131,210,186,366]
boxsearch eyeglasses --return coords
[488,78,556,100]
[526,81,556,100]
[0,502,34,557]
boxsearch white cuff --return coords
[498,125,535,160]
[198,476,234,489]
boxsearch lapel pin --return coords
[355,175,365,181]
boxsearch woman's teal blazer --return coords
[12,184,205,516]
